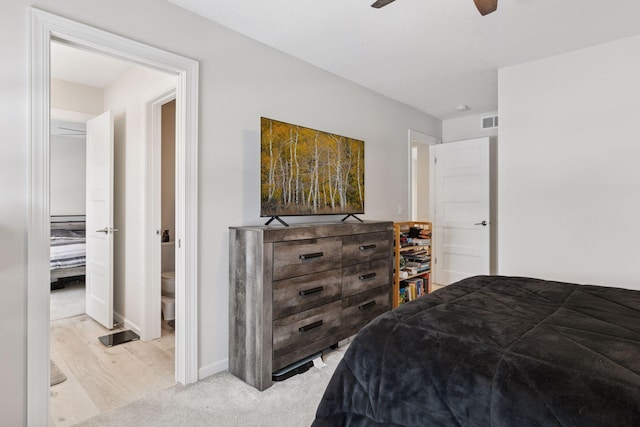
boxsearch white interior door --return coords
[85,111,115,329]
[430,138,490,285]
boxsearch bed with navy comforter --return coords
[313,275,640,426]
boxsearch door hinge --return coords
[435,257,438,264]
[434,157,437,164]
[178,238,182,249]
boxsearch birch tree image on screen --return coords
[261,117,365,216]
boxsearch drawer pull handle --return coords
[359,301,377,311]
[359,272,377,280]
[359,244,377,251]
[299,252,324,260]
[299,286,324,296]
[299,320,323,332]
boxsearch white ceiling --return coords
[166,0,640,119]
[51,42,134,88]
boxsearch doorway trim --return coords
[29,8,199,425]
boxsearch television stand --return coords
[229,221,394,390]
[264,216,289,227]
[341,214,363,222]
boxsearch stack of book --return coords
[409,237,431,246]
[404,262,430,275]
[402,248,430,275]
[399,276,428,304]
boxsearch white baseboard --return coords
[199,358,229,380]
[113,311,142,337]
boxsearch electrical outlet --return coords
[397,204,402,216]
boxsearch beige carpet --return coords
[50,281,85,321]
[78,343,349,427]
[51,360,67,386]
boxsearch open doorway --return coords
[160,99,177,331]
[408,129,439,222]
[29,9,199,425]
[48,42,179,425]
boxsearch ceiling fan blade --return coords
[473,0,498,16]
[371,0,396,9]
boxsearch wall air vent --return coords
[481,115,498,130]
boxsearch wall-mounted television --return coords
[261,117,365,224]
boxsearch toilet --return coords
[161,271,175,297]
[161,271,175,321]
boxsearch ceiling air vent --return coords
[481,115,498,130]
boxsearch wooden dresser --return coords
[229,221,393,390]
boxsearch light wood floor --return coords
[49,315,175,427]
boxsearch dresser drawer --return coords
[272,334,339,372]
[342,258,390,298]
[272,301,341,365]
[341,286,390,337]
[273,237,342,281]
[273,269,342,319]
[342,231,391,266]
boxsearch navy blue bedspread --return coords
[313,275,640,426]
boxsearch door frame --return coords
[145,90,176,341]
[28,8,199,425]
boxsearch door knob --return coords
[474,221,488,226]
[96,227,119,234]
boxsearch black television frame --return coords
[260,117,365,225]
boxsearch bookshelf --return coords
[393,221,432,308]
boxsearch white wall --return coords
[51,78,103,115]
[442,111,498,143]
[104,65,176,331]
[1,2,439,423]
[0,4,29,424]
[49,79,100,218]
[498,35,640,290]
[50,135,86,215]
